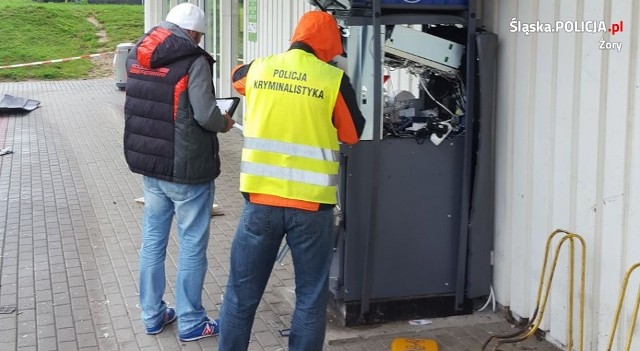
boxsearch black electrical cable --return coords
[414,128,429,145]
[311,0,327,11]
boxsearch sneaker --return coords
[178,318,220,342]
[146,308,177,335]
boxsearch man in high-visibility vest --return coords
[218,10,365,351]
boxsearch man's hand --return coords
[222,113,235,133]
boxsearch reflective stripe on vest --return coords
[240,161,338,186]
[244,137,339,162]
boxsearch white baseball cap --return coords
[166,3,207,34]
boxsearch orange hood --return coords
[290,11,343,62]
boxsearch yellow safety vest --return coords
[241,50,343,204]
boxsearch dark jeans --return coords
[219,201,333,351]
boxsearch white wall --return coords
[243,1,314,63]
[481,0,640,349]
[236,1,314,123]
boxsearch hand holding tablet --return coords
[216,97,241,116]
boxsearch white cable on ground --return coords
[477,284,496,312]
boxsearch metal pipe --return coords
[359,0,383,321]
[454,1,478,311]
[483,229,586,351]
[606,262,640,351]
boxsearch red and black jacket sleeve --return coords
[333,73,364,144]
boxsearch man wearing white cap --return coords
[123,2,234,342]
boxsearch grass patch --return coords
[0,0,143,81]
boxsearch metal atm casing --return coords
[328,2,497,325]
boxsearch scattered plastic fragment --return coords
[0,147,12,156]
[0,94,41,112]
[0,306,16,314]
[408,319,432,326]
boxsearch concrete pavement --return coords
[0,78,563,351]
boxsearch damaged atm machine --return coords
[309,0,498,325]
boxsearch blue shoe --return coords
[178,318,220,342]
[145,308,176,335]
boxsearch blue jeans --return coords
[219,201,333,351]
[139,176,214,334]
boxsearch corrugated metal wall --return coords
[243,1,313,64]
[236,1,313,123]
[481,0,640,349]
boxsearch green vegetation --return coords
[0,0,143,81]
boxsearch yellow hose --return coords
[606,262,640,351]
[484,229,585,351]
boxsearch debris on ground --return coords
[0,305,16,314]
[0,94,41,112]
[0,147,12,156]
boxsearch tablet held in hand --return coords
[216,97,241,116]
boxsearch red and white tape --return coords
[0,52,114,70]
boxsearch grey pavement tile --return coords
[251,318,270,333]
[261,346,288,351]
[111,315,134,332]
[0,330,17,344]
[1,287,18,302]
[18,297,35,310]
[253,330,282,348]
[17,308,36,325]
[70,286,88,300]
[36,312,54,326]
[16,332,37,348]
[53,304,72,317]
[36,324,55,339]
[32,246,48,257]
[448,326,475,339]
[431,332,459,349]
[118,340,142,351]
[88,308,111,328]
[57,340,79,351]
[46,284,64,298]
[50,265,66,275]
[56,327,77,343]
[99,272,118,285]
[76,319,96,335]
[113,327,137,346]
[37,336,58,351]
[70,297,90,312]
[53,291,71,305]
[134,332,161,349]
[153,328,179,344]
[465,324,497,342]
[55,315,74,329]
[36,301,53,320]
[50,272,67,284]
